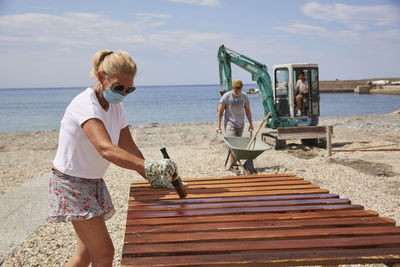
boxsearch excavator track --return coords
[262,131,286,150]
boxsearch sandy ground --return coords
[0,112,399,266]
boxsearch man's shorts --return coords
[225,124,244,137]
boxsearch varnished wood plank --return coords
[129,198,351,212]
[129,188,329,201]
[122,235,400,256]
[127,204,363,219]
[131,179,313,192]
[121,248,400,267]
[125,216,394,234]
[124,226,400,244]
[178,176,302,184]
[132,174,297,185]
[129,193,340,207]
[131,176,304,188]
[130,184,321,197]
[122,174,400,266]
[132,176,304,186]
[126,210,379,226]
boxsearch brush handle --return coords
[160,147,187,199]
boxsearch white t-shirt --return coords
[296,79,308,94]
[53,88,128,179]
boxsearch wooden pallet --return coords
[121,174,400,266]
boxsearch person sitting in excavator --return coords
[295,71,309,116]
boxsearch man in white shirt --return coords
[295,72,309,116]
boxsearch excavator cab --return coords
[273,63,320,121]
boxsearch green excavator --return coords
[218,44,328,149]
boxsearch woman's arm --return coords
[82,118,145,177]
[118,126,144,160]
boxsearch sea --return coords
[0,84,399,133]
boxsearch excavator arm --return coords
[218,45,279,128]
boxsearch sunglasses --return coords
[110,84,136,95]
[104,72,136,95]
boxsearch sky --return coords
[0,0,399,88]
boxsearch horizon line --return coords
[1,77,400,90]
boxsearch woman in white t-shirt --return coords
[50,50,178,266]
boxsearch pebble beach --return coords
[1,112,400,266]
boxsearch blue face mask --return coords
[102,87,127,104]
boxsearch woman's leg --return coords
[69,216,114,267]
[65,233,91,267]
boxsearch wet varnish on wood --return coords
[121,174,400,266]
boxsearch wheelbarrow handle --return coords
[246,112,271,149]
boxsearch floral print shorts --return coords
[48,169,115,223]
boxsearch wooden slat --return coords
[121,248,400,266]
[131,179,313,191]
[130,188,330,201]
[122,235,400,256]
[131,176,301,190]
[132,174,297,184]
[277,126,331,139]
[124,226,400,244]
[126,209,379,226]
[130,198,351,211]
[121,174,400,266]
[129,193,341,206]
[125,216,394,234]
[127,204,363,219]
[181,176,301,184]
[130,184,321,197]
[132,176,304,187]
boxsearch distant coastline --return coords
[319,77,400,94]
[1,78,400,93]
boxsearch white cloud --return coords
[276,21,365,44]
[168,0,221,7]
[276,23,329,36]
[0,12,229,53]
[135,13,173,19]
[348,24,368,31]
[302,2,400,26]
[277,2,400,44]
[145,30,231,52]
[368,29,400,40]
[0,13,140,46]
[0,12,174,48]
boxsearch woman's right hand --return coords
[144,159,177,188]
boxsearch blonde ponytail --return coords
[90,50,137,78]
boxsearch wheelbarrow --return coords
[221,133,271,174]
